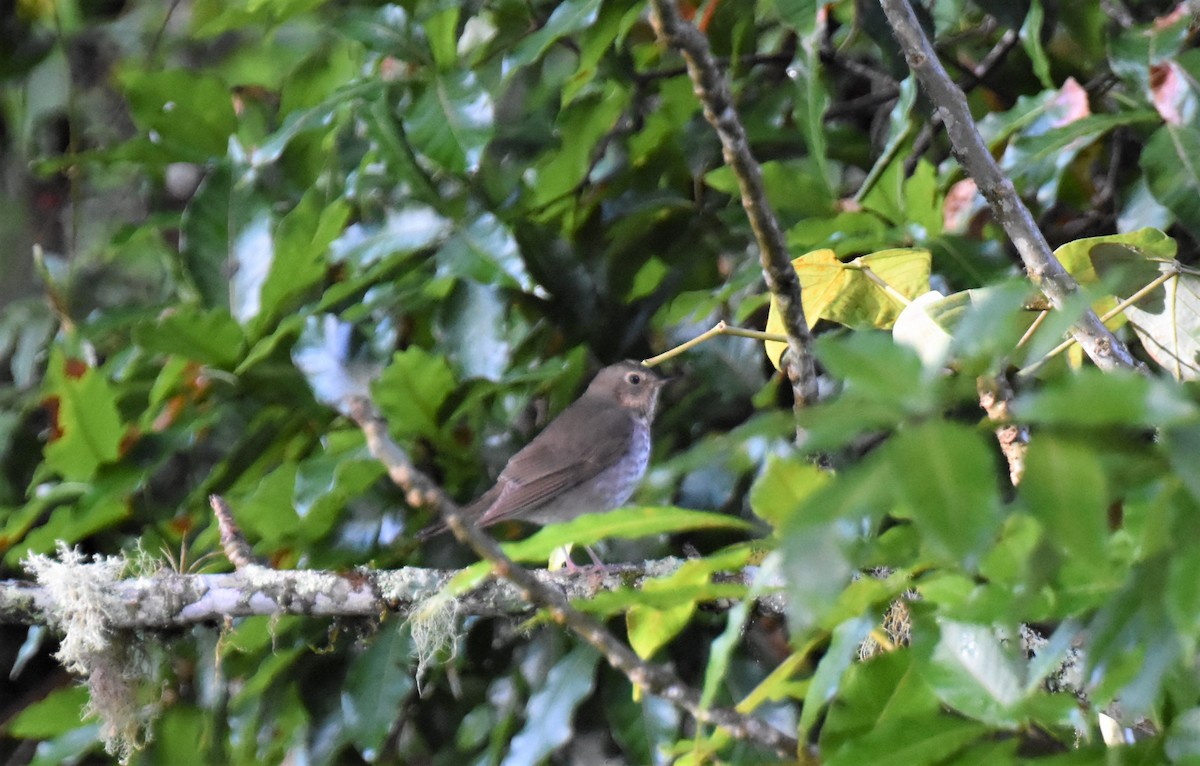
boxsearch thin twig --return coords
[879,0,1145,374]
[648,0,819,418]
[1015,309,1051,349]
[348,396,456,510]
[643,321,788,368]
[977,376,1029,486]
[1017,267,1177,377]
[210,495,260,569]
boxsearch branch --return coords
[648,0,820,415]
[347,395,455,510]
[352,391,802,758]
[1,557,771,627]
[879,0,1145,374]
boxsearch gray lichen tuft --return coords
[24,542,159,763]
[408,591,460,688]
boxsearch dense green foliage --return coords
[4,0,1200,764]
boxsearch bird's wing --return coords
[475,396,635,527]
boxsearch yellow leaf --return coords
[764,248,931,369]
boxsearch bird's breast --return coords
[521,416,651,525]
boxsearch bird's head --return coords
[586,360,670,420]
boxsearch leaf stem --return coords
[643,321,789,368]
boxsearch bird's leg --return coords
[583,545,605,568]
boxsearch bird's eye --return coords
[627,372,642,385]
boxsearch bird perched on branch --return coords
[418,360,668,542]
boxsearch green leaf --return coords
[707,159,835,219]
[235,464,299,546]
[825,715,985,766]
[820,651,941,753]
[1091,245,1200,380]
[256,191,350,334]
[1086,557,1177,714]
[527,83,628,207]
[438,212,532,291]
[885,421,999,566]
[1109,11,1191,91]
[228,208,276,325]
[42,350,123,481]
[799,616,875,737]
[506,507,754,562]
[1019,0,1053,88]
[256,80,382,166]
[445,508,755,595]
[9,490,129,565]
[627,561,710,659]
[700,597,752,709]
[748,454,829,529]
[786,210,890,257]
[505,0,602,71]
[372,348,457,440]
[1167,708,1200,763]
[118,68,236,160]
[1020,436,1109,565]
[133,307,246,368]
[921,619,1026,726]
[791,17,832,198]
[575,546,751,619]
[406,69,494,174]
[603,680,680,766]
[503,645,599,766]
[563,0,637,105]
[1142,124,1200,241]
[179,163,235,308]
[437,281,514,381]
[1005,110,1158,208]
[140,706,209,765]
[424,6,460,70]
[293,437,385,543]
[4,685,90,738]
[1054,226,1176,285]
[1014,369,1196,427]
[902,158,943,238]
[814,331,929,408]
[342,625,415,756]
[779,457,891,634]
[581,580,748,617]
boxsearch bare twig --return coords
[210,495,260,569]
[643,320,787,367]
[648,0,819,418]
[977,376,1029,486]
[347,395,456,510]
[879,0,1145,374]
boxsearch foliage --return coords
[3,0,1200,764]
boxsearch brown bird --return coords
[418,360,668,540]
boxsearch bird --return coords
[417,360,668,541]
